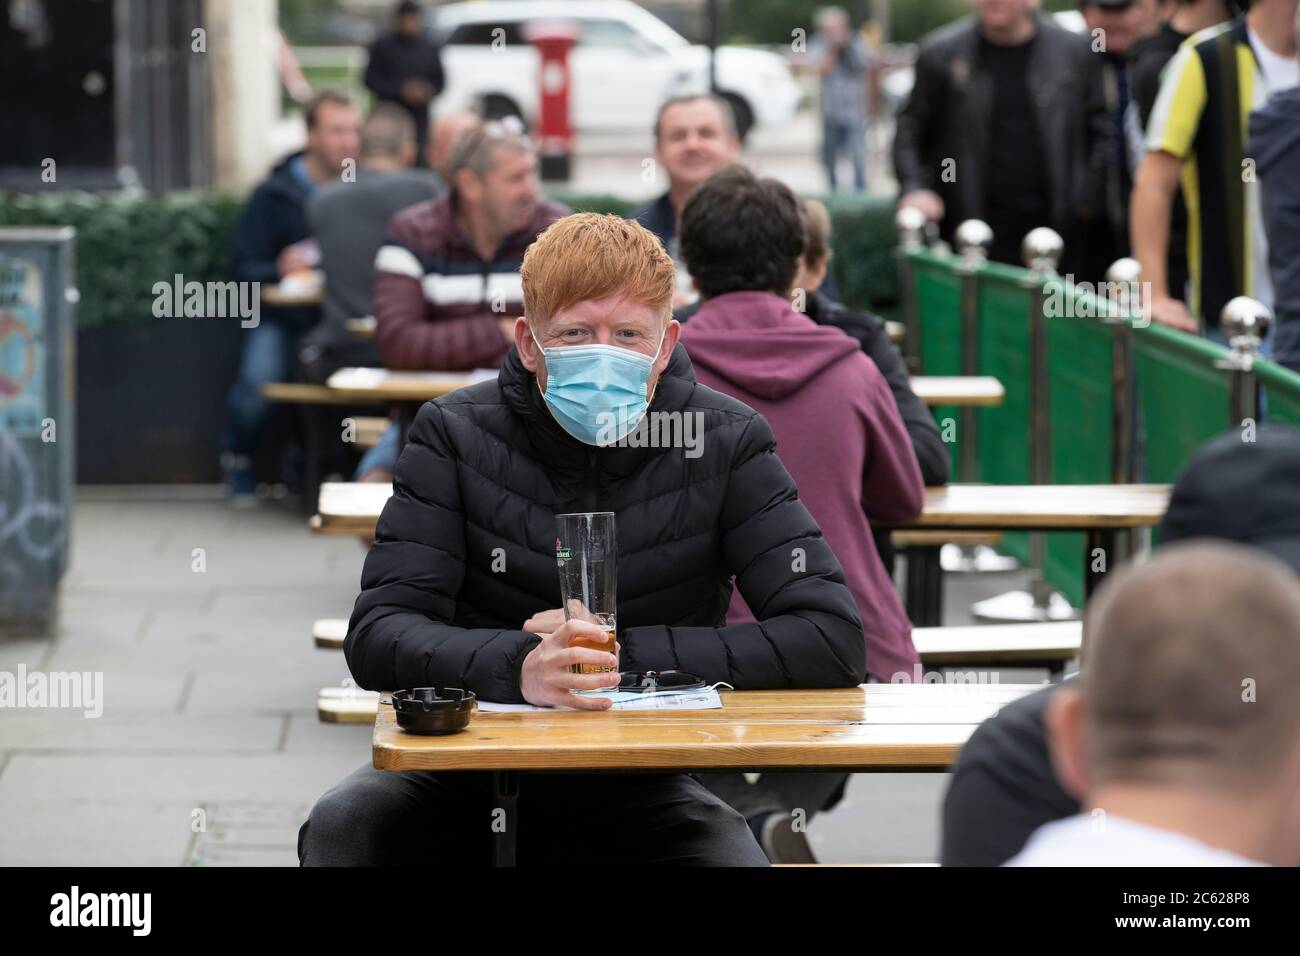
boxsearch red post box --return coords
[523,20,580,182]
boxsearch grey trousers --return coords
[299,763,770,866]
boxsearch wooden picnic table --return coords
[346,316,377,337]
[347,317,900,345]
[373,682,1041,865]
[261,274,324,309]
[315,482,1168,549]
[373,683,1036,772]
[892,484,1171,623]
[323,367,497,403]
[909,376,1003,407]
[304,368,1002,408]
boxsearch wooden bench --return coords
[351,415,389,449]
[313,618,347,649]
[345,316,377,337]
[912,621,1080,673]
[909,376,1004,407]
[891,530,1002,548]
[318,686,383,724]
[261,382,365,406]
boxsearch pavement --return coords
[0,486,1056,866]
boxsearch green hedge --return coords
[0,188,900,327]
[0,190,243,328]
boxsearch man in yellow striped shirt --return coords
[1130,0,1298,339]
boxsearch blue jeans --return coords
[822,116,866,192]
[222,319,300,465]
[353,420,401,479]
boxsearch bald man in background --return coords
[1008,542,1300,866]
[428,110,482,183]
[942,423,1300,865]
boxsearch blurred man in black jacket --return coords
[892,0,1112,273]
[364,1,444,163]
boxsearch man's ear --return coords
[455,167,477,201]
[809,256,829,293]
[656,320,681,376]
[1044,684,1089,801]
[515,317,539,373]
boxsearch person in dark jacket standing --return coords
[675,166,924,864]
[364,1,444,163]
[297,213,866,866]
[1246,33,1300,374]
[221,90,360,499]
[940,424,1300,866]
[892,0,1112,271]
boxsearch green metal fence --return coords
[904,246,1300,607]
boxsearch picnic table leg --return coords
[300,405,325,517]
[904,545,943,627]
[1084,529,1119,602]
[397,402,417,450]
[493,770,519,867]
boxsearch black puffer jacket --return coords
[345,343,867,701]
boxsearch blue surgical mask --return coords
[532,329,666,446]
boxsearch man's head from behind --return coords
[430,111,482,180]
[792,198,833,297]
[306,90,362,177]
[653,95,742,197]
[680,165,806,300]
[449,117,539,236]
[517,214,680,399]
[1158,424,1300,570]
[1045,542,1300,864]
[360,104,417,170]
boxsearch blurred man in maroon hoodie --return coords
[677,165,925,863]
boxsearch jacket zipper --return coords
[583,448,599,512]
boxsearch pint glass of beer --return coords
[554,512,617,678]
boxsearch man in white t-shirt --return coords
[1007,541,1300,867]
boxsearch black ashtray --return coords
[390,687,477,735]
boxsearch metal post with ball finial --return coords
[972,227,1075,623]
